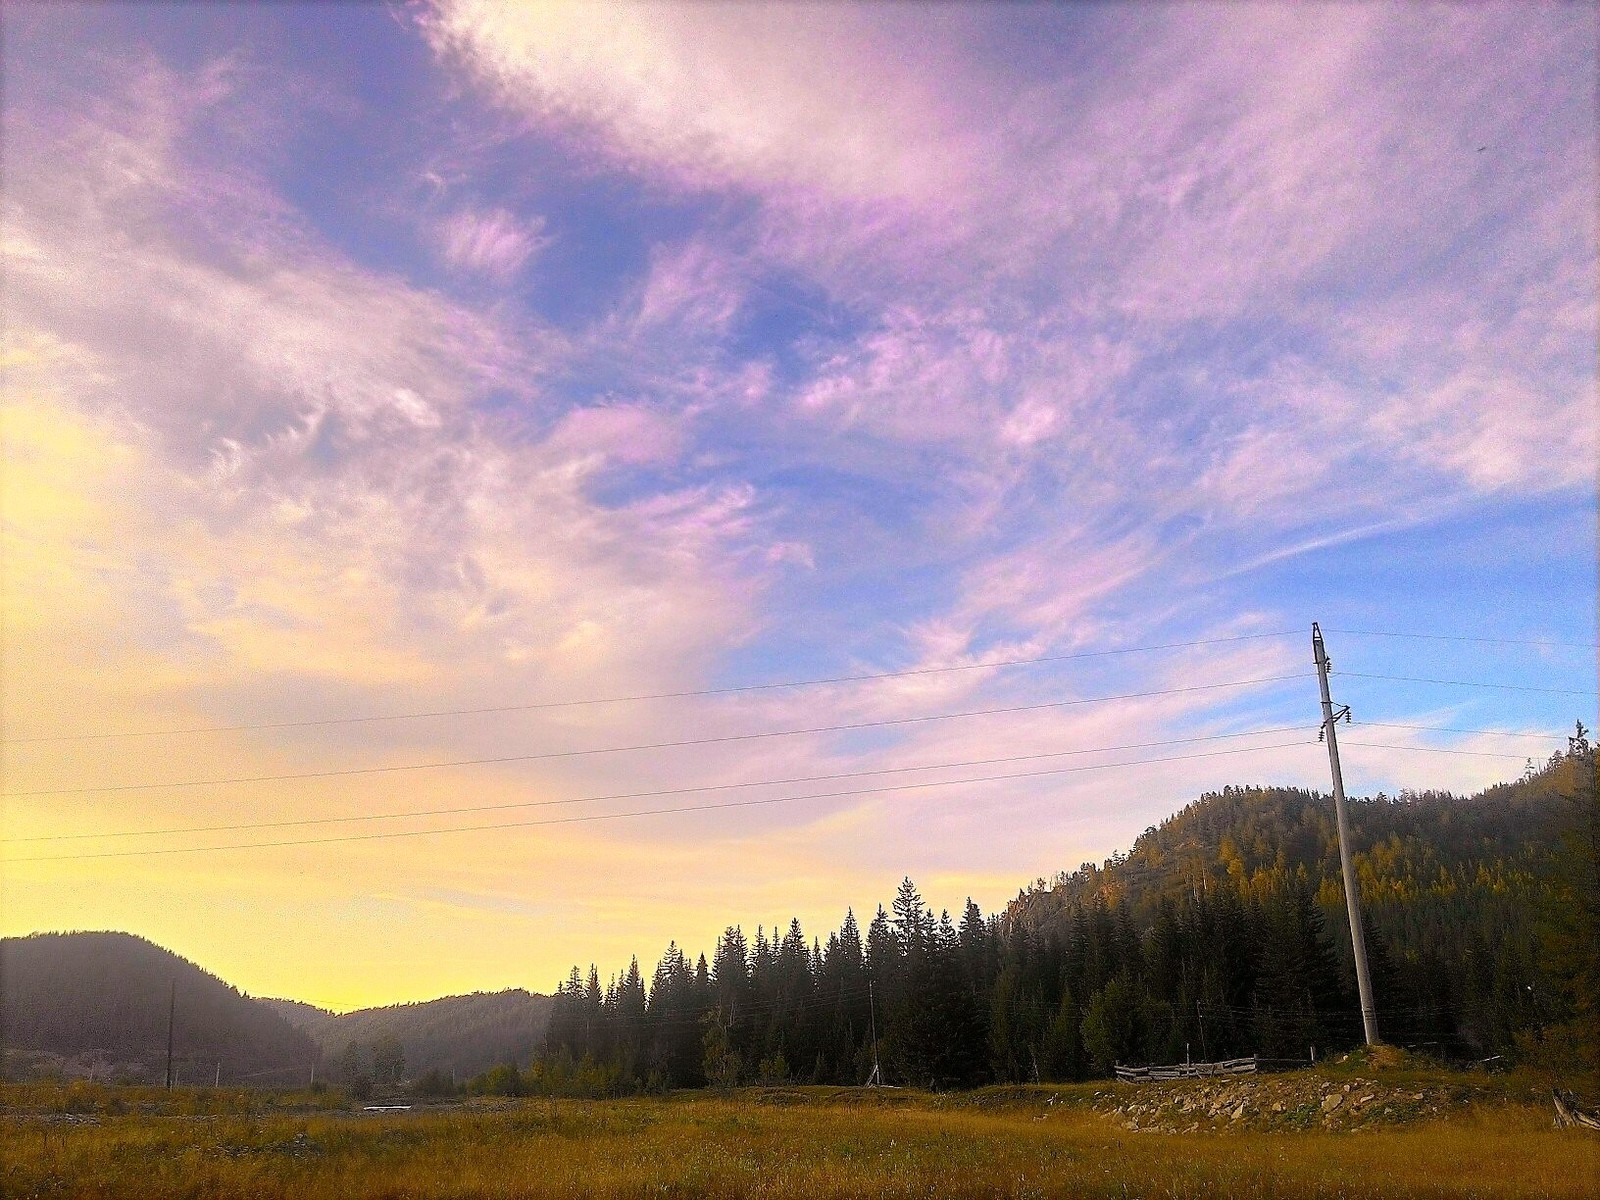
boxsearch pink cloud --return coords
[436,206,547,281]
[2,53,775,754]
[545,403,687,468]
[421,0,974,204]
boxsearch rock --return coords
[1231,1103,1247,1121]
[1323,1094,1344,1113]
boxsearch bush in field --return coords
[701,1014,741,1091]
[757,1050,790,1084]
[371,1037,405,1086]
[467,1052,626,1098]
[1080,975,1141,1074]
[412,1068,456,1097]
[469,1063,523,1096]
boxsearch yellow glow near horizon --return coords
[0,391,1050,1009]
[5,3,1584,1017]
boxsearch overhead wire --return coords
[8,625,1585,749]
[1326,628,1598,650]
[9,725,1317,844]
[2,671,1313,799]
[1339,739,1538,761]
[1335,671,1596,697]
[13,720,1569,847]
[0,629,1304,746]
[6,629,1582,861]
[4,736,1321,863]
[11,732,1557,864]
[1349,721,1570,740]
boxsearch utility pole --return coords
[866,980,882,1087]
[165,980,176,1089]
[1313,623,1380,1046]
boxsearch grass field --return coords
[3,1075,1596,1199]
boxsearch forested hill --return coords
[267,990,552,1083]
[0,932,318,1085]
[1006,748,1582,1052]
[528,740,1594,1094]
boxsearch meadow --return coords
[3,1075,1596,1199]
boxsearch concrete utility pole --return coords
[866,980,883,1087]
[1312,623,1380,1046]
[165,980,176,1089]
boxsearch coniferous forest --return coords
[5,735,1592,1096]
[517,733,1597,1095]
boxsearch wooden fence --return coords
[1114,1055,1257,1082]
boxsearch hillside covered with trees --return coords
[0,932,318,1085]
[7,736,1590,1097]
[517,734,1596,1094]
[268,990,552,1087]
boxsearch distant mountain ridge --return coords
[267,990,552,1081]
[0,931,318,1085]
[262,997,333,1028]
[0,930,554,1086]
[5,753,1577,1086]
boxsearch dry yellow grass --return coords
[2,1082,1595,1198]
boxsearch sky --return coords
[2,1,1595,1012]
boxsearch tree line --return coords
[522,871,1366,1095]
[461,732,1596,1096]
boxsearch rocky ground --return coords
[1081,1071,1504,1134]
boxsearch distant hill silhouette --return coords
[267,990,552,1082]
[0,931,318,1085]
[6,746,1579,1089]
[261,997,332,1029]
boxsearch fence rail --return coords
[1115,1055,1257,1082]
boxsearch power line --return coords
[2,672,1311,799]
[1340,739,1537,761]
[1327,628,1598,650]
[5,737,1320,863]
[1337,671,1597,698]
[10,726,1315,843]
[1352,721,1569,740]
[0,630,1301,746]
[14,718,1559,846]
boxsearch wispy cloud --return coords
[2,3,1591,1004]
[436,206,548,281]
